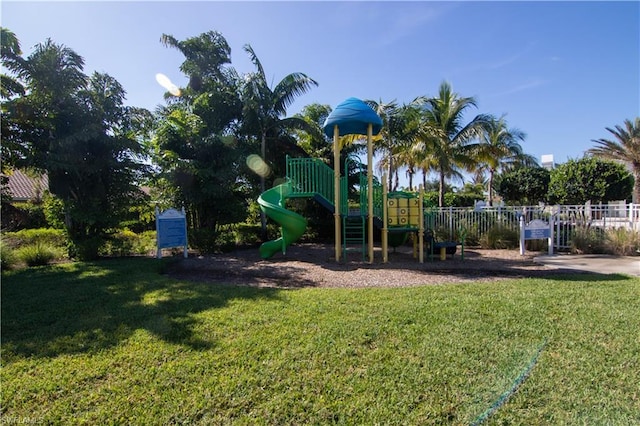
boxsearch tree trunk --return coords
[634,168,640,204]
[487,170,494,207]
[439,171,445,207]
[387,152,394,191]
[394,169,399,192]
[260,132,267,240]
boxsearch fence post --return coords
[519,216,525,255]
[548,212,554,255]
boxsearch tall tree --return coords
[587,118,640,203]
[366,99,399,190]
[497,166,550,205]
[2,34,148,258]
[156,32,247,236]
[293,103,333,161]
[366,99,422,191]
[473,115,536,205]
[413,81,491,206]
[1,27,25,100]
[240,44,318,236]
[1,27,26,172]
[548,157,633,204]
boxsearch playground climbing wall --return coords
[387,196,421,228]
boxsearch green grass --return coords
[2,259,639,424]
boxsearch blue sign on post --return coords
[156,207,188,258]
[524,227,551,240]
[520,217,554,256]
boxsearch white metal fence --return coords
[428,202,640,251]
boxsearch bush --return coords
[234,223,261,247]
[3,228,67,251]
[68,237,103,261]
[570,226,605,254]
[100,229,157,257]
[480,226,519,249]
[604,228,640,256]
[15,242,63,267]
[42,193,65,229]
[1,241,18,270]
[189,227,218,255]
[525,238,549,252]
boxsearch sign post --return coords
[520,217,554,256]
[156,207,188,259]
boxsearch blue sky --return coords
[2,1,639,179]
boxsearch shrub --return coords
[15,201,48,228]
[137,231,158,255]
[480,225,519,249]
[570,226,605,254]
[100,229,157,257]
[3,228,67,251]
[234,223,261,247]
[216,230,237,253]
[1,241,18,270]
[15,242,63,267]
[189,227,218,255]
[42,193,65,229]
[604,228,640,256]
[68,237,103,261]
[525,238,549,253]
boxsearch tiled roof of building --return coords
[4,169,49,201]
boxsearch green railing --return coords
[355,171,383,219]
[286,156,334,207]
[285,155,383,218]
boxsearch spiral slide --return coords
[258,182,308,259]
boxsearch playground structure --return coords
[258,97,462,262]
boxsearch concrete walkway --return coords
[533,254,640,277]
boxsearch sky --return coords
[2,1,639,183]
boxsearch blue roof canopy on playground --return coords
[322,97,383,138]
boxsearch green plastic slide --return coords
[258,182,307,259]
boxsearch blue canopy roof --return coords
[322,97,383,138]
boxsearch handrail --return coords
[286,156,334,206]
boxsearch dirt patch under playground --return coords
[167,243,583,288]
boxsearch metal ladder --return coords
[342,215,366,261]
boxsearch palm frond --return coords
[243,44,265,81]
[272,73,318,115]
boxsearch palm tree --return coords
[240,44,318,235]
[366,99,423,191]
[160,31,235,92]
[1,27,25,99]
[366,99,399,189]
[1,37,87,172]
[473,116,536,205]
[13,38,86,102]
[413,81,492,207]
[588,118,640,203]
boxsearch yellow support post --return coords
[382,175,388,263]
[367,123,374,263]
[333,125,341,262]
[418,186,424,263]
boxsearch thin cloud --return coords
[484,53,522,70]
[490,78,547,97]
[377,6,450,46]
[331,2,457,47]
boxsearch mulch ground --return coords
[166,243,581,288]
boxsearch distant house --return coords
[3,169,49,202]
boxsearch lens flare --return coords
[246,154,271,178]
[155,73,181,97]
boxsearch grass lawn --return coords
[2,258,639,424]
